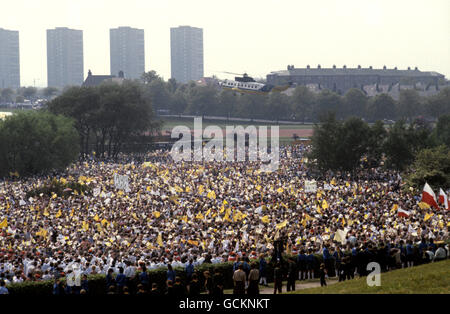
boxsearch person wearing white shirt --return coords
[434,245,447,261]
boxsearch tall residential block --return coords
[0,28,20,89]
[170,26,204,83]
[47,27,84,88]
[110,27,145,79]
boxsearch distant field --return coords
[289,259,450,294]
[160,118,314,144]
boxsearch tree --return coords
[367,93,396,122]
[184,85,219,115]
[48,81,160,158]
[315,90,342,120]
[141,70,162,85]
[406,145,450,189]
[433,114,450,147]
[0,88,14,103]
[309,113,342,170]
[265,92,290,121]
[42,87,59,98]
[343,88,368,119]
[366,120,387,166]
[426,87,450,118]
[383,119,432,171]
[18,86,38,99]
[309,114,371,171]
[397,89,421,120]
[290,86,315,122]
[0,111,79,177]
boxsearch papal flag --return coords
[157,233,163,247]
[261,215,270,224]
[0,218,7,229]
[276,220,288,229]
[55,210,62,218]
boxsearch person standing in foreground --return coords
[319,263,327,287]
[286,257,297,292]
[273,262,283,294]
[233,264,246,294]
[0,280,9,294]
[247,263,260,295]
[259,254,268,286]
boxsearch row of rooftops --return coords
[270,65,445,77]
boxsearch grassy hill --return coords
[289,259,450,294]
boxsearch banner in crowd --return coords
[305,180,317,193]
[114,173,130,192]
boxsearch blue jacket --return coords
[185,264,194,277]
[323,247,331,260]
[167,269,176,282]
[116,273,126,287]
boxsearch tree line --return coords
[0,81,160,177]
[140,71,450,122]
[309,114,450,189]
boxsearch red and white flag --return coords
[421,183,438,209]
[397,208,410,218]
[438,188,449,210]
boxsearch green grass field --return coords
[160,118,314,130]
[289,260,450,294]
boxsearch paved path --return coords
[223,278,339,294]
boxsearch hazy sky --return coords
[1,0,449,87]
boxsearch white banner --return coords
[304,180,317,193]
[93,187,101,197]
[114,173,130,192]
[323,184,332,191]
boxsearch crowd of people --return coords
[0,145,448,295]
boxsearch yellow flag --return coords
[196,213,204,220]
[256,185,262,191]
[207,190,216,199]
[418,202,430,210]
[0,218,8,229]
[205,209,211,217]
[322,200,328,209]
[132,213,139,221]
[277,188,284,194]
[70,208,75,217]
[157,233,163,247]
[51,193,57,199]
[93,214,100,222]
[223,208,232,222]
[424,213,434,222]
[185,186,191,193]
[181,215,188,223]
[187,239,199,246]
[154,211,161,218]
[276,220,288,229]
[261,215,270,224]
[391,204,398,213]
[331,178,336,185]
[175,185,184,193]
[43,208,50,217]
[101,218,108,226]
[82,221,89,231]
[55,210,62,218]
[198,185,205,195]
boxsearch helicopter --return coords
[217,71,292,95]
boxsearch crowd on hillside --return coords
[0,145,448,295]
